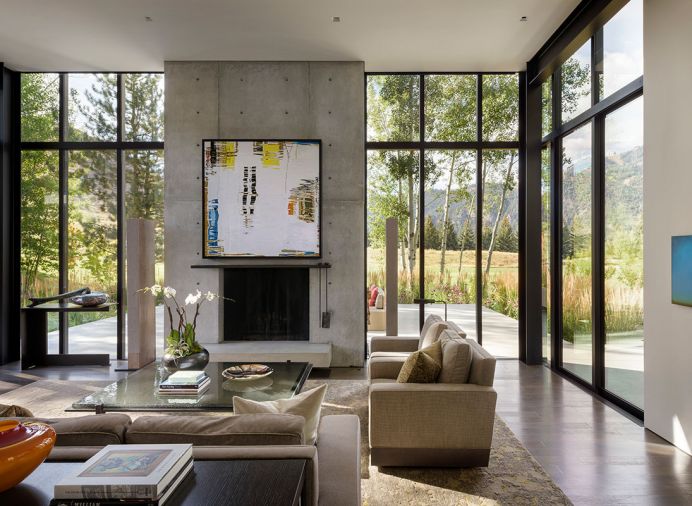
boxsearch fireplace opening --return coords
[223,268,309,341]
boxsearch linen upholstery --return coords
[370,381,497,449]
[369,336,420,354]
[233,385,327,445]
[368,354,407,380]
[19,413,132,446]
[438,331,473,384]
[396,341,442,383]
[316,415,361,506]
[419,321,449,349]
[126,413,305,445]
[467,338,497,387]
[446,320,468,339]
[417,314,444,349]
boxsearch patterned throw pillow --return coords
[0,404,33,417]
[397,340,442,383]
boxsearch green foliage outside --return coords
[20,73,165,331]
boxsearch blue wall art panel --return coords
[672,235,692,306]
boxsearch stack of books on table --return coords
[50,444,193,506]
[158,370,210,396]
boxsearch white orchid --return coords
[138,284,232,359]
[185,289,202,306]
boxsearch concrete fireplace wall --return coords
[164,61,365,367]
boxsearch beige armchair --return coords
[368,335,497,468]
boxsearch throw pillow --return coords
[369,286,379,307]
[420,321,448,349]
[232,384,327,445]
[0,404,33,417]
[438,333,473,384]
[397,341,442,383]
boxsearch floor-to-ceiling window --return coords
[366,72,522,356]
[19,72,164,359]
[536,0,643,416]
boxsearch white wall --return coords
[643,0,692,455]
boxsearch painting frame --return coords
[202,139,322,259]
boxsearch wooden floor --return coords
[494,360,692,506]
[2,359,691,504]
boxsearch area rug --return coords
[1,378,572,505]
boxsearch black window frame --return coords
[19,71,164,360]
[365,71,526,358]
[526,0,644,420]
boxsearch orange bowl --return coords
[0,420,56,493]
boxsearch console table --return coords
[20,302,115,369]
[0,459,307,506]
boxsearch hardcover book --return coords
[54,444,192,500]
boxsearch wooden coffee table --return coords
[0,459,307,506]
[70,361,312,412]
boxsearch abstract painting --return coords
[203,140,320,257]
[672,235,692,306]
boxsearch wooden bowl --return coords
[0,420,56,492]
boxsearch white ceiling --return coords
[0,0,579,72]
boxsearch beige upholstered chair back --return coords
[466,339,496,387]
[446,320,467,338]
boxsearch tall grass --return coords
[368,248,644,342]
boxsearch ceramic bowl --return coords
[0,420,56,493]
[70,292,109,307]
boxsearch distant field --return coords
[367,247,519,274]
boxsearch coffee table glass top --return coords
[70,361,312,412]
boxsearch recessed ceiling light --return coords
[520,16,528,22]
[145,16,153,22]
[332,16,341,23]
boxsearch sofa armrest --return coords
[368,355,407,380]
[369,383,497,450]
[316,415,361,506]
[369,335,419,353]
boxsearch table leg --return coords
[21,310,48,369]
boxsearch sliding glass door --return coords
[539,0,643,417]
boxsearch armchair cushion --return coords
[467,339,497,387]
[419,321,448,349]
[396,341,442,383]
[439,332,472,384]
[417,314,444,349]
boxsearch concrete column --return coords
[385,218,398,335]
[127,219,156,369]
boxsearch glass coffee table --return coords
[70,361,312,412]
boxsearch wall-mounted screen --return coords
[672,235,692,306]
[203,139,321,258]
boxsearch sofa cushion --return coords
[233,385,327,445]
[127,413,305,446]
[467,339,497,387]
[420,321,448,349]
[27,414,132,447]
[396,342,442,383]
[446,320,468,339]
[438,332,473,384]
[418,314,444,349]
